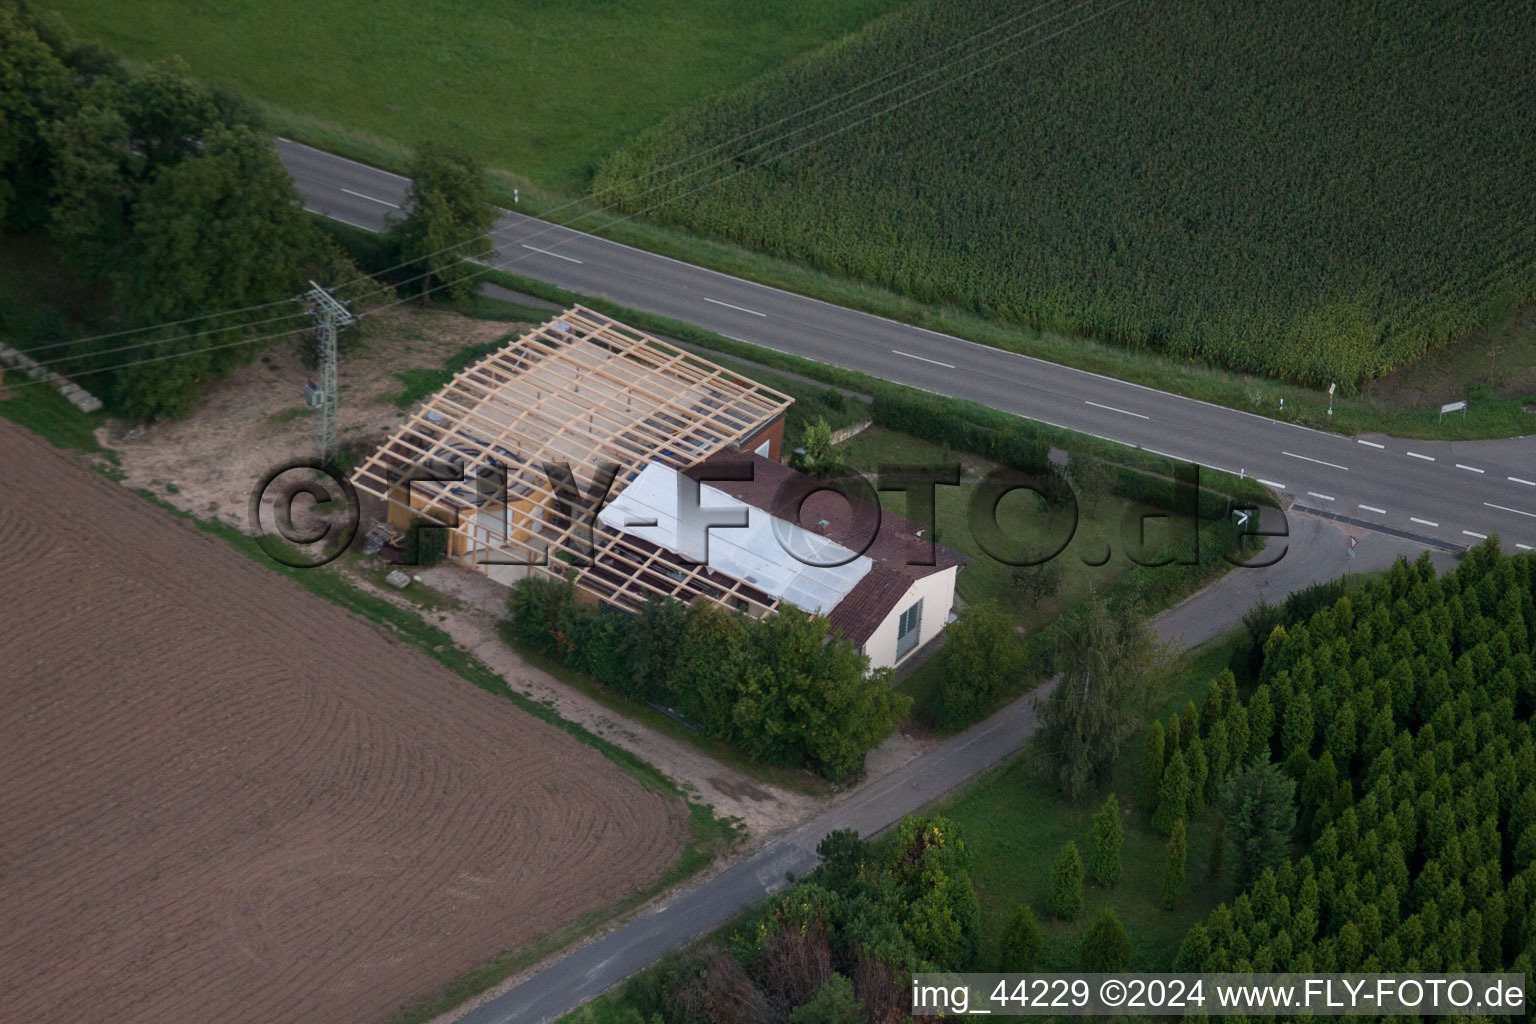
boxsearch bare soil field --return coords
[0,420,688,1024]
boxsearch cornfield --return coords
[593,0,1536,388]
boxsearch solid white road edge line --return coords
[1485,502,1536,519]
[1084,400,1150,420]
[520,244,582,264]
[340,187,399,208]
[891,350,956,369]
[703,296,767,317]
[1282,450,1348,470]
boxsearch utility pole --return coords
[305,280,353,464]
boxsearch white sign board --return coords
[1441,400,1467,414]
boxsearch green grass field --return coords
[937,633,1244,970]
[43,0,903,194]
[834,426,1154,630]
[597,0,1536,389]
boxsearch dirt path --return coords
[344,563,841,839]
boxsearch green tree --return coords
[115,126,321,417]
[0,3,71,228]
[1138,720,1166,811]
[814,828,868,896]
[742,607,908,780]
[789,975,863,1024]
[798,416,835,476]
[1159,819,1188,910]
[934,600,1024,729]
[1041,597,1166,800]
[117,58,221,170]
[1089,793,1123,886]
[1048,841,1084,921]
[1011,557,1064,606]
[1081,910,1133,972]
[1221,758,1297,889]
[43,97,134,279]
[999,904,1043,971]
[890,815,981,969]
[393,139,495,301]
[1154,748,1190,836]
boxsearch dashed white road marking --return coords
[1464,530,1488,539]
[1407,451,1435,461]
[1258,479,1285,489]
[1510,477,1536,487]
[1085,400,1150,420]
[520,243,582,264]
[340,187,399,208]
[1282,450,1348,470]
[1356,439,1385,449]
[1358,504,1387,514]
[1410,517,1439,528]
[1307,491,1335,502]
[703,296,766,317]
[1456,463,1485,474]
[891,349,955,369]
[1485,502,1536,519]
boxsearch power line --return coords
[14,0,1128,389]
[332,0,1090,296]
[29,294,304,356]
[19,0,1094,367]
[24,305,310,359]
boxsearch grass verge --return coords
[934,632,1245,970]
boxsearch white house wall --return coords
[859,566,959,673]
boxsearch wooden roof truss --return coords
[350,306,793,616]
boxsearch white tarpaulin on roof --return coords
[598,462,871,614]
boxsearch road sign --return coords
[1348,534,1357,559]
[1233,508,1252,527]
[1440,399,1468,422]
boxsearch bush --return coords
[1081,911,1133,973]
[932,601,1024,731]
[1048,841,1084,921]
[999,904,1042,972]
[401,516,448,567]
[502,581,905,780]
[1159,819,1187,910]
[1089,794,1123,887]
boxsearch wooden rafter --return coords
[351,307,792,615]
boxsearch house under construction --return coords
[351,306,963,670]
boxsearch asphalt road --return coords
[279,138,1536,556]
[276,138,1535,1022]
[454,685,1051,1024]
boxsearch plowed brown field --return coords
[0,421,688,1024]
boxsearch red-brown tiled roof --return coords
[683,452,967,647]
